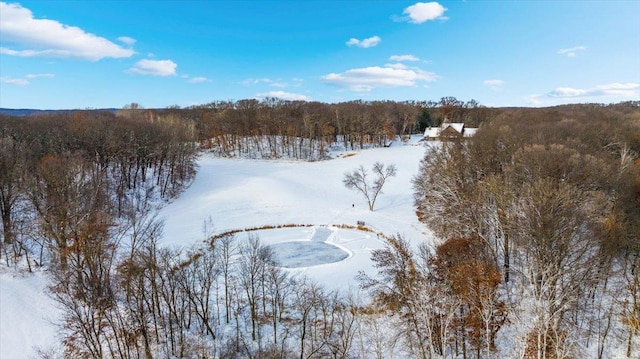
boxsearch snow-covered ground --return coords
[0,136,435,358]
[0,267,61,358]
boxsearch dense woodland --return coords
[0,99,639,358]
[411,104,640,358]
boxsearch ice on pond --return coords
[269,241,349,268]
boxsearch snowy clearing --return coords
[158,136,435,290]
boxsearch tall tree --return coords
[0,136,26,245]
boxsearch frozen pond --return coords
[226,225,393,289]
[269,241,350,268]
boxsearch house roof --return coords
[424,127,441,138]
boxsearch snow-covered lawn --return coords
[0,137,435,358]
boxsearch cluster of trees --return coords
[410,103,640,358]
[164,97,492,160]
[0,109,197,267]
[359,234,506,358]
[49,218,367,358]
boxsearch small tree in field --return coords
[343,162,396,211]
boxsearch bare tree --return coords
[0,136,24,246]
[214,233,237,325]
[238,234,267,342]
[343,162,396,211]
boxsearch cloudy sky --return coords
[0,1,638,109]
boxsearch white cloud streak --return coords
[402,2,448,24]
[484,79,505,91]
[1,73,54,85]
[242,78,273,86]
[188,77,208,83]
[256,91,311,101]
[243,78,304,88]
[557,46,586,57]
[547,83,639,98]
[0,2,134,61]
[117,36,136,45]
[1,77,29,85]
[128,59,177,76]
[346,35,381,48]
[322,63,437,92]
[26,73,55,79]
[389,54,420,62]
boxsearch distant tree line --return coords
[163,97,494,160]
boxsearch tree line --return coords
[164,97,493,160]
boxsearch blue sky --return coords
[1,1,638,109]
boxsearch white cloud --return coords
[526,82,640,106]
[26,73,55,79]
[484,79,505,91]
[346,35,381,48]
[256,91,311,101]
[127,59,177,76]
[322,64,437,92]
[188,77,208,83]
[0,73,54,85]
[0,2,134,61]
[402,2,448,24]
[557,46,586,57]
[389,54,420,62]
[547,83,639,98]
[1,77,29,85]
[242,78,273,86]
[118,36,136,45]
[243,78,303,88]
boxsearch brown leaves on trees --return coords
[434,236,506,355]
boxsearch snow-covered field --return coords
[0,137,435,358]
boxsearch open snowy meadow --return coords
[0,136,436,358]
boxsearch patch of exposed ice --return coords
[269,241,349,268]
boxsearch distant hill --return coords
[0,108,117,116]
